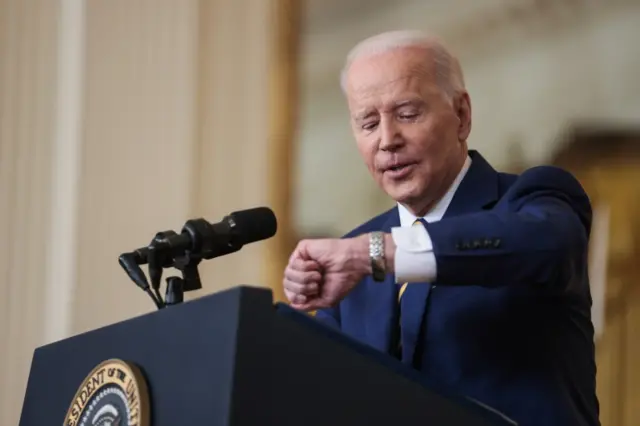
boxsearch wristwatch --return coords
[369,231,386,281]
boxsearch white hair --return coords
[339,30,465,98]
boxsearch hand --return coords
[283,235,371,311]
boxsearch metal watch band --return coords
[369,231,386,282]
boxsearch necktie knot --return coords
[413,218,427,228]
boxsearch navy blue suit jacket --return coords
[315,151,599,426]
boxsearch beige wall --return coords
[72,0,201,334]
[0,0,276,424]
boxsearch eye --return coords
[362,121,379,131]
[398,111,419,120]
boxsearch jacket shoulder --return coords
[496,170,518,196]
[505,165,592,230]
[511,165,590,200]
[342,207,396,238]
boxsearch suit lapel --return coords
[400,282,431,364]
[400,151,501,365]
[364,209,400,353]
[443,150,500,218]
[362,151,500,358]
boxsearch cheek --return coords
[432,111,460,140]
[404,122,439,154]
[355,138,377,169]
[409,116,454,154]
[403,123,450,177]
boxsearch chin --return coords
[386,185,423,206]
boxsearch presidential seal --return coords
[63,359,150,426]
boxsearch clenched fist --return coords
[283,233,395,311]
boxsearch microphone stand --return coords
[119,231,204,310]
[164,252,202,306]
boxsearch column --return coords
[194,0,290,297]
[264,0,301,302]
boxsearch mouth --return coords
[383,162,417,178]
[388,164,411,172]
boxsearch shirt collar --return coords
[398,155,472,226]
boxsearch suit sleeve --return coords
[423,166,592,290]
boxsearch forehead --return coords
[344,48,438,109]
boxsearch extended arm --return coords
[391,166,592,289]
[283,167,592,311]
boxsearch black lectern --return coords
[19,286,515,426]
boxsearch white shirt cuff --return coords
[391,225,437,283]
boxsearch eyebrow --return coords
[353,110,376,122]
[393,98,423,108]
[353,98,424,122]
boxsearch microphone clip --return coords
[163,254,202,307]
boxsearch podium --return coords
[19,286,515,425]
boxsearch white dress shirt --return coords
[391,155,472,283]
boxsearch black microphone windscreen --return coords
[229,207,277,245]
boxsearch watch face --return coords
[369,232,386,281]
[369,232,384,255]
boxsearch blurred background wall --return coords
[296,0,640,235]
[1,0,638,425]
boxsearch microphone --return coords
[130,206,277,266]
[118,206,277,309]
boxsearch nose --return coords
[379,116,403,152]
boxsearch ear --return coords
[455,92,472,142]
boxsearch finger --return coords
[288,258,321,272]
[283,278,319,297]
[293,240,310,261]
[290,297,330,312]
[288,295,315,311]
[284,267,322,286]
[284,289,314,306]
[289,302,313,311]
[293,239,322,262]
[289,246,302,263]
[289,240,312,262]
[284,288,296,303]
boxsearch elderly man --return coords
[283,31,600,426]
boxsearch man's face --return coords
[344,47,470,214]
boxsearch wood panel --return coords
[552,128,640,426]
[264,0,301,302]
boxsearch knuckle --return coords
[302,284,318,295]
[283,279,298,292]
